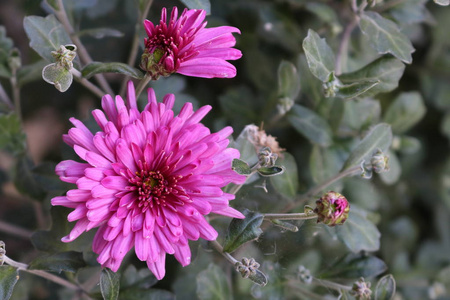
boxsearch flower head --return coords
[314,191,350,226]
[52,82,245,279]
[141,7,242,79]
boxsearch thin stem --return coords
[54,0,114,96]
[71,69,105,98]
[0,82,14,109]
[10,69,21,120]
[135,73,152,99]
[335,18,357,75]
[3,255,91,296]
[264,212,317,221]
[119,0,154,96]
[0,220,33,239]
[312,277,352,291]
[228,163,261,195]
[210,240,239,265]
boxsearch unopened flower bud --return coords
[258,147,278,167]
[7,48,21,71]
[235,257,261,279]
[297,265,313,284]
[350,277,372,300]
[140,48,173,80]
[51,44,77,70]
[370,148,389,173]
[323,72,341,98]
[277,97,294,115]
[314,191,350,226]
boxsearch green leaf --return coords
[77,28,124,39]
[270,152,299,199]
[389,0,429,25]
[179,0,211,14]
[232,159,252,175]
[379,150,401,185]
[0,26,14,78]
[397,136,420,154]
[13,156,47,201]
[100,268,120,300]
[287,104,333,147]
[309,146,343,191]
[82,62,144,79]
[321,253,387,279]
[277,60,301,100]
[341,123,392,171]
[383,91,426,134]
[247,269,268,287]
[336,80,380,100]
[375,274,396,300]
[359,11,415,64]
[434,0,449,5]
[196,264,231,300]
[335,207,381,252]
[341,98,381,132]
[120,265,157,289]
[0,266,19,300]
[302,29,335,82]
[42,63,73,92]
[0,113,26,155]
[339,56,405,99]
[23,15,73,63]
[257,166,285,177]
[223,210,264,253]
[28,251,86,273]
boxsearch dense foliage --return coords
[0,0,449,299]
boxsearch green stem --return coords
[135,73,152,99]
[210,240,239,265]
[10,68,21,121]
[119,0,154,96]
[0,82,14,110]
[3,255,91,296]
[55,0,114,96]
[0,220,33,239]
[71,69,105,98]
[335,18,357,75]
[313,277,352,291]
[264,212,317,221]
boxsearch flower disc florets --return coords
[52,82,246,280]
[141,7,242,79]
[314,191,350,226]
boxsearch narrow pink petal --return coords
[213,206,245,219]
[101,176,129,190]
[126,81,137,110]
[173,243,192,267]
[178,58,237,78]
[51,196,78,208]
[135,234,149,261]
[61,218,89,242]
[147,252,166,280]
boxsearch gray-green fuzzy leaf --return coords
[359,11,415,64]
[179,0,211,14]
[302,29,335,82]
[434,0,449,5]
[23,15,73,63]
[0,266,19,300]
[287,104,333,147]
[379,150,401,185]
[270,152,299,199]
[375,274,396,300]
[223,210,263,253]
[258,166,285,177]
[383,91,426,134]
[339,56,405,99]
[0,113,26,155]
[341,123,392,171]
[278,60,300,100]
[196,264,231,300]
[321,254,387,279]
[100,268,120,300]
[335,207,381,252]
[82,62,144,79]
[28,251,86,273]
[232,159,252,175]
[336,80,380,100]
[42,63,73,92]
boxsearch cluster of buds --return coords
[51,44,77,70]
[140,48,173,80]
[361,148,390,179]
[350,277,372,300]
[235,257,261,279]
[323,72,341,98]
[314,191,350,226]
[258,147,278,167]
[297,265,313,284]
[277,97,294,115]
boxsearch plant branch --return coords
[71,69,105,98]
[0,220,33,239]
[0,82,14,110]
[312,277,352,291]
[119,0,154,96]
[135,73,152,98]
[54,0,113,96]
[335,18,357,75]
[210,240,239,265]
[264,212,317,221]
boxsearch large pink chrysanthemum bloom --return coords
[52,82,245,279]
[140,7,242,79]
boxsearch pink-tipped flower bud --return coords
[314,191,350,226]
[350,277,372,300]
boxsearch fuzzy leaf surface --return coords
[82,62,144,79]
[375,274,396,300]
[0,266,19,300]
[196,264,231,300]
[302,29,335,82]
[223,210,263,253]
[100,268,120,300]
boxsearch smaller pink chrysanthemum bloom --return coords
[52,82,245,279]
[141,6,242,79]
[314,191,350,226]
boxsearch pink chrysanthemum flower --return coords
[52,82,245,279]
[140,7,242,79]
